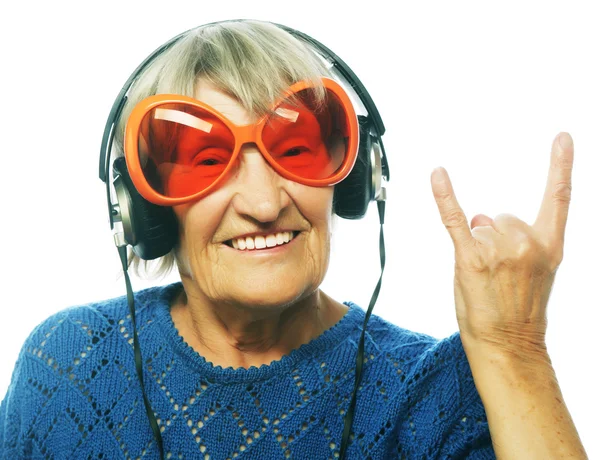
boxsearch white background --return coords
[1,0,598,456]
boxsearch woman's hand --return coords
[430,132,574,363]
[429,132,589,458]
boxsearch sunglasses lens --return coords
[137,103,235,199]
[262,87,351,181]
[134,85,355,201]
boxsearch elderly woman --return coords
[0,20,587,459]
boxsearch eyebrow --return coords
[154,108,213,133]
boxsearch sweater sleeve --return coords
[438,333,496,459]
[438,383,496,459]
[0,312,67,458]
[1,328,35,456]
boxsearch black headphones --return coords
[98,19,390,261]
[97,19,390,459]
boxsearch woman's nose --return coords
[230,145,292,223]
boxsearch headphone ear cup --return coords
[112,157,178,260]
[334,116,373,219]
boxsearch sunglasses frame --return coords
[124,76,359,206]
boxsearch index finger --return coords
[533,132,574,247]
[431,167,474,252]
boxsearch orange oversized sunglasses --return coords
[124,77,359,205]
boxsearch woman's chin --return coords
[221,282,308,309]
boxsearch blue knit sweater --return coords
[0,282,495,459]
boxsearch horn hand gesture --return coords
[431,132,574,361]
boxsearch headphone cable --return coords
[339,200,386,459]
[118,246,166,460]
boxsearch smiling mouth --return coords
[223,231,301,250]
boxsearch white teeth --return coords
[232,231,296,251]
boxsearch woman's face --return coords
[173,78,335,309]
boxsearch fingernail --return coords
[433,167,445,182]
[558,132,573,150]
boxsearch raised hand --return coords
[430,132,574,361]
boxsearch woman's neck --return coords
[169,281,348,369]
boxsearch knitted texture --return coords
[1,282,495,459]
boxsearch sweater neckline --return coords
[152,282,365,384]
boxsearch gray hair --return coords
[112,20,334,279]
